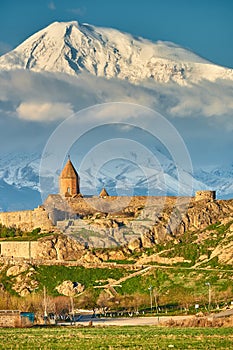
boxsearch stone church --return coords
[0,157,216,234]
[59,157,80,197]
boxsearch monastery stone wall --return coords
[0,207,54,231]
[0,241,41,259]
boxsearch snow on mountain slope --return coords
[0,149,232,211]
[80,157,207,197]
[0,152,40,190]
[0,21,233,85]
[194,167,233,199]
[0,149,231,211]
[0,21,232,210]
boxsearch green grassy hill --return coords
[0,215,233,314]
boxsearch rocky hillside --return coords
[57,197,233,251]
[0,206,233,299]
[1,197,233,296]
[98,198,233,268]
[0,219,233,300]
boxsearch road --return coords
[56,308,233,327]
[59,314,195,327]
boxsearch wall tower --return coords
[195,190,216,202]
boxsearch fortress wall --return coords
[195,191,216,202]
[0,207,54,231]
[0,194,194,236]
[68,195,189,215]
[0,241,40,259]
[44,195,78,224]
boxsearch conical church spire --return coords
[59,157,80,196]
[99,188,109,198]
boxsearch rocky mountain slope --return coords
[0,21,232,210]
[1,199,233,297]
[0,150,233,212]
[1,21,233,85]
[0,150,202,211]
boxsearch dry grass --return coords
[163,315,233,328]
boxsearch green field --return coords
[0,326,232,349]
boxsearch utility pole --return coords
[205,283,211,312]
[43,286,47,325]
[148,286,153,313]
[154,289,159,323]
[70,296,74,324]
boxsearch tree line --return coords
[0,224,41,238]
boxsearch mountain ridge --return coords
[0,21,232,210]
[1,21,233,85]
[0,151,232,212]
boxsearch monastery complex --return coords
[0,158,218,255]
[0,158,216,233]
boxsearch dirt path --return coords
[75,315,195,327]
[94,266,152,291]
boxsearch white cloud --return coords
[16,102,73,122]
[48,1,56,10]
[0,70,233,130]
[0,69,232,171]
[167,80,233,119]
[67,7,86,16]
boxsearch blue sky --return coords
[0,0,232,168]
[0,0,233,68]
[0,0,232,207]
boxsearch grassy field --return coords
[1,263,232,312]
[0,326,232,349]
[34,265,129,297]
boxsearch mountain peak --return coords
[0,20,232,85]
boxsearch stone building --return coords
[99,188,109,198]
[0,156,219,248]
[0,310,34,327]
[59,157,80,197]
[195,190,216,202]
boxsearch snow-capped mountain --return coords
[0,149,198,210]
[0,149,232,211]
[0,152,40,190]
[194,167,233,199]
[0,21,233,85]
[0,21,232,211]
